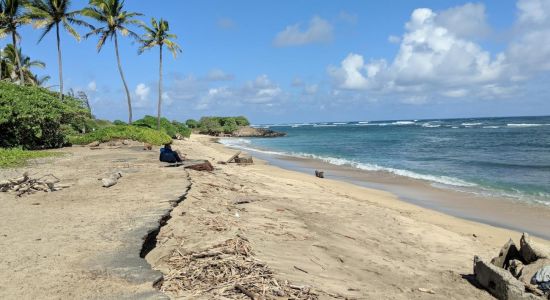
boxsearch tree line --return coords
[0,0,181,129]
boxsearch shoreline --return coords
[146,135,550,299]
[217,137,550,241]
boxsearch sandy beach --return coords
[1,135,549,299]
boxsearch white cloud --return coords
[304,84,319,95]
[388,35,401,44]
[435,3,490,39]
[240,75,282,104]
[205,69,234,81]
[134,83,151,108]
[87,80,97,92]
[273,16,333,47]
[328,5,508,101]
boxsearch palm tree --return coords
[139,18,181,130]
[26,0,91,101]
[81,0,142,124]
[1,43,46,85]
[0,0,30,84]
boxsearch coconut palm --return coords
[1,43,46,85]
[26,0,92,101]
[139,18,181,130]
[0,0,30,84]
[81,0,142,124]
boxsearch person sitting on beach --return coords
[159,143,184,163]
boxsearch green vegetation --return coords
[68,125,171,146]
[139,17,182,130]
[0,81,90,149]
[133,115,191,138]
[0,148,61,168]
[197,116,250,135]
[186,119,199,128]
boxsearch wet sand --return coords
[233,145,550,240]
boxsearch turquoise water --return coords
[221,116,550,205]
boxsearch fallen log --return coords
[235,156,253,164]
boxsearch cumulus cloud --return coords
[273,16,333,47]
[338,11,358,24]
[239,75,283,104]
[328,5,508,101]
[134,83,151,108]
[87,80,97,92]
[435,3,490,39]
[388,35,401,44]
[205,69,234,81]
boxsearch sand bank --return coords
[147,135,550,299]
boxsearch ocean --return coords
[221,116,550,206]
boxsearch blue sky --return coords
[4,0,550,124]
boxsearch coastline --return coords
[147,135,550,299]
[219,137,550,240]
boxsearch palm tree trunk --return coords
[157,44,163,131]
[114,33,132,124]
[0,48,3,81]
[12,31,24,85]
[56,22,64,101]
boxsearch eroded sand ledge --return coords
[0,145,191,299]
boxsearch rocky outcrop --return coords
[231,127,286,138]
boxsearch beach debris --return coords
[531,266,550,293]
[314,170,324,178]
[87,141,100,147]
[184,160,214,172]
[143,143,153,150]
[521,233,550,264]
[0,172,69,196]
[235,156,254,165]
[473,233,550,299]
[101,172,122,188]
[160,237,318,299]
[294,265,309,274]
[418,288,436,294]
[226,151,241,163]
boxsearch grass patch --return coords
[68,125,172,146]
[0,148,62,168]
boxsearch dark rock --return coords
[231,126,286,138]
[492,239,521,269]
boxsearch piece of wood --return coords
[235,284,261,300]
[235,157,253,164]
[226,151,242,163]
[293,265,309,274]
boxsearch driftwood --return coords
[160,237,318,299]
[315,171,324,178]
[226,151,242,163]
[101,172,122,188]
[235,157,254,164]
[0,173,68,196]
[185,160,214,172]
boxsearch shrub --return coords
[185,119,199,128]
[197,116,250,135]
[133,115,191,138]
[0,148,62,168]
[113,120,126,126]
[0,81,91,149]
[67,125,172,146]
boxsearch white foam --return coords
[461,122,482,126]
[483,126,500,129]
[507,123,549,127]
[358,121,369,124]
[422,123,441,128]
[332,122,348,125]
[392,121,415,125]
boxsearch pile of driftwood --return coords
[0,172,69,197]
[162,237,318,299]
